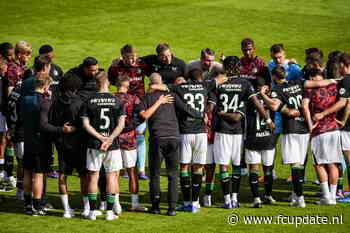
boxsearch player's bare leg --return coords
[128,167,147,212]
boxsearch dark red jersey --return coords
[304,83,338,137]
[5,60,26,88]
[114,92,141,150]
[108,59,149,98]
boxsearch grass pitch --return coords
[0,0,350,232]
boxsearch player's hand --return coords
[158,94,174,104]
[215,74,228,85]
[99,136,113,151]
[309,122,319,133]
[203,113,208,125]
[63,122,76,133]
[260,85,270,95]
[267,121,275,131]
[313,112,325,121]
[289,109,300,118]
[336,119,345,128]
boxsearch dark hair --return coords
[308,68,324,79]
[271,65,286,80]
[305,48,323,59]
[270,44,284,54]
[156,43,170,54]
[82,57,98,67]
[339,53,350,66]
[200,48,215,58]
[223,56,240,75]
[33,55,50,72]
[187,68,203,81]
[256,76,266,87]
[241,38,255,48]
[39,44,53,55]
[60,72,82,94]
[0,42,14,58]
[116,74,130,87]
[120,44,136,55]
[305,52,323,66]
[326,51,343,79]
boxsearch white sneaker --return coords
[81,209,90,218]
[0,171,5,182]
[251,198,262,208]
[94,210,102,216]
[328,199,337,205]
[315,198,330,205]
[63,209,75,218]
[203,195,212,207]
[288,193,297,202]
[105,210,118,221]
[113,202,122,215]
[99,201,107,211]
[16,189,24,201]
[6,176,16,187]
[290,196,305,208]
[88,210,99,220]
[263,195,276,204]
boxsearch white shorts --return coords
[311,130,342,165]
[15,142,24,160]
[214,133,243,166]
[245,149,275,166]
[281,133,309,165]
[0,113,7,132]
[86,148,122,172]
[180,133,207,165]
[205,144,214,164]
[121,149,137,168]
[341,131,350,151]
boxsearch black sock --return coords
[219,171,230,195]
[249,171,259,198]
[4,155,14,177]
[24,193,32,206]
[264,170,273,196]
[191,172,203,202]
[33,198,41,210]
[231,166,241,194]
[88,193,97,211]
[291,167,303,196]
[205,183,215,196]
[98,172,107,202]
[180,171,191,203]
[106,193,115,211]
[152,194,160,210]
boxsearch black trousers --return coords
[148,137,180,209]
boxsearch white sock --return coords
[192,200,200,208]
[131,194,139,207]
[320,182,330,200]
[254,197,261,203]
[0,159,4,164]
[330,184,337,200]
[115,194,120,204]
[60,194,70,211]
[224,194,231,204]
[231,193,238,202]
[83,196,89,210]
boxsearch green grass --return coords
[0,0,350,232]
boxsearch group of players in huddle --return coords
[0,38,349,220]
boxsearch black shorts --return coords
[58,149,87,176]
[23,153,53,174]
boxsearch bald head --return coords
[149,73,162,85]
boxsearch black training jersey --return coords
[214,76,256,134]
[270,79,308,134]
[338,75,350,131]
[81,92,125,150]
[6,86,24,142]
[245,94,276,150]
[170,80,216,134]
